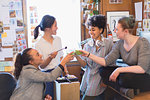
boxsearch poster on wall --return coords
[107,11,129,41]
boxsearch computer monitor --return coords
[139,31,150,43]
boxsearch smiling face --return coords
[28,49,43,68]
[51,20,58,35]
[88,26,103,40]
[114,23,126,40]
[45,20,58,36]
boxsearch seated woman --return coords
[10,48,74,100]
[79,16,150,97]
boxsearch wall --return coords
[100,0,143,36]
[100,0,133,15]
[100,0,134,37]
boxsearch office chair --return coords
[0,72,16,100]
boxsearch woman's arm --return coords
[23,52,74,82]
[75,55,86,67]
[109,65,145,82]
[40,51,58,69]
[79,50,106,66]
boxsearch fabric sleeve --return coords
[105,41,121,66]
[22,66,63,82]
[105,38,114,55]
[35,43,42,54]
[137,38,150,72]
[81,43,88,61]
[57,36,64,57]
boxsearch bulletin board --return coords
[0,0,27,72]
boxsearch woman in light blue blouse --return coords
[75,15,114,100]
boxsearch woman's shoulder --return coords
[103,37,112,43]
[138,37,150,47]
[103,37,114,46]
[53,35,61,40]
[35,38,45,45]
[22,65,37,70]
[85,39,94,47]
[139,37,150,43]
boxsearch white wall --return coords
[27,0,81,55]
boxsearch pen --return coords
[56,46,67,52]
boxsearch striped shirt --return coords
[80,38,114,96]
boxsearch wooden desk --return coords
[54,81,80,100]
[66,61,82,83]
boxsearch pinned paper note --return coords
[2,32,7,38]
[5,66,12,71]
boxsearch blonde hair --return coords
[118,15,136,34]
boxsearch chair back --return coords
[0,72,16,100]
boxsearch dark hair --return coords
[14,48,32,80]
[118,15,136,34]
[87,14,106,34]
[34,15,56,39]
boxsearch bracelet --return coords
[87,53,90,57]
[58,64,64,71]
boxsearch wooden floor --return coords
[104,86,130,100]
[105,86,150,100]
[133,91,150,100]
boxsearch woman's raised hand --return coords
[60,51,74,67]
[49,51,58,59]
[79,50,89,57]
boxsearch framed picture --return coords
[109,0,123,4]
[107,11,129,41]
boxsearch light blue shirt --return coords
[80,38,114,96]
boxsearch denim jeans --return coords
[44,69,54,100]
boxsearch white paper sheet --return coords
[2,30,15,46]
[3,48,13,58]
[135,2,142,21]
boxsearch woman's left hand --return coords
[109,68,120,82]
[44,94,52,100]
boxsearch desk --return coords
[54,81,80,100]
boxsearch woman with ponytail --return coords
[10,48,74,100]
[34,15,64,99]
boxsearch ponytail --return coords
[14,53,23,80]
[14,48,32,80]
[34,25,40,39]
[34,15,56,39]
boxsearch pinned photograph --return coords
[9,10,16,18]
[17,19,23,27]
